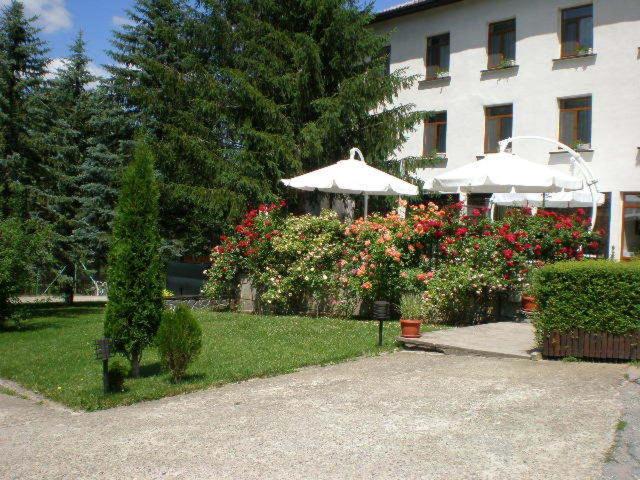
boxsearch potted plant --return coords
[575,45,593,56]
[496,58,516,69]
[435,67,449,79]
[399,294,423,338]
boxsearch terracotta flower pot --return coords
[521,295,538,312]
[400,319,421,338]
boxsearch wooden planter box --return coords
[542,330,640,360]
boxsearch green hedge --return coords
[534,260,640,337]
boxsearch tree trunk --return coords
[130,351,141,378]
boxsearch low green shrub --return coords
[534,260,640,337]
[107,359,129,392]
[156,305,202,382]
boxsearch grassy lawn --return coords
[0,304,422,411]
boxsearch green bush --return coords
[534,260,640,337]
[107,359,129,393]
[0,218,52,326]
[104,140,164,377]
[156,305,203,382]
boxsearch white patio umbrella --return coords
[426,152,583,194]
[281,148,419,217]
[491,189,605,208]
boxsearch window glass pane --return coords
[504,30,516,60]
[424,123,435,153]
[562,97,590,109]
[577,109,591,143]
[622,207,640,258]
[501,116,513,140]
[559,110,576,145]
[436,123,447,153]
[487,105,512,116]
[624,194,640,203]
[563,4,592,21]
[486,118,500,153]
[579,16,593,48]
[440,44,450,70]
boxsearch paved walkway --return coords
[0,352,627,479]
[400,322,537,359]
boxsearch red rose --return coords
[472,208,481,217]
[502,248,514,260]
[455,227,468,236]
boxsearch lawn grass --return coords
[0,304,421,411]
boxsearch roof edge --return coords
[372,0,464,24]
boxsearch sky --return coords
[0,0,402,77]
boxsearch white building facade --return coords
[373,0,640,259]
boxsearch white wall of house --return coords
[374,0,640,258]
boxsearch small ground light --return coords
[372,301,390,346]
[95,338,111,393]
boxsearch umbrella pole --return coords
[364,193,369,219]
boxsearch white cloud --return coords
[0,0,72,33]
[112,15,130,27]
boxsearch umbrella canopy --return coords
[281,148,419,196]
[491,189,605,208]
[426,152,583,194]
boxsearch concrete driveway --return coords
[0,352,628,479]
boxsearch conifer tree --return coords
[44,32,96,302]
[104,140,163,378]
[0,0,49,218]
[75,84,129,271]
[107,0,239,257]
[215,0,425,207]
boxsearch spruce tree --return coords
[44,32,96,302]
[0,0,49,219]
[215,0,426,210]
[75,84,129,271]
[104,140,163,378]
[107,0,239,257]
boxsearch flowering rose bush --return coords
[203,199,602,322]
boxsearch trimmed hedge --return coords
[534,260,640,337]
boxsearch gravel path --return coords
[0,352,627,479]
[602,367,640,480]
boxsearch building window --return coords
[424,112,447,155]
[488,19,516,68]
[561,4,593,57]
[559,96,591,148]
[484,105,512,153]
[622,193,640,259]
[426,33,450,79]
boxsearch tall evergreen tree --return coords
[0,0,49,219]
[75,84,129,271]
[215,0,425,208]
[104,140,163,378]
[44,32,96,302]
[107,0,240,257]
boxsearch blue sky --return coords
[3,0,401,76]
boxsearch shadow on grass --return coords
[137,362,164,378]
[25,304,105,318]
[0,320,64,333]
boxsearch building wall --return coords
[374,0,640,258]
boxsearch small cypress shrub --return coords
[104,140,164,377]
[156,305,203,382]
